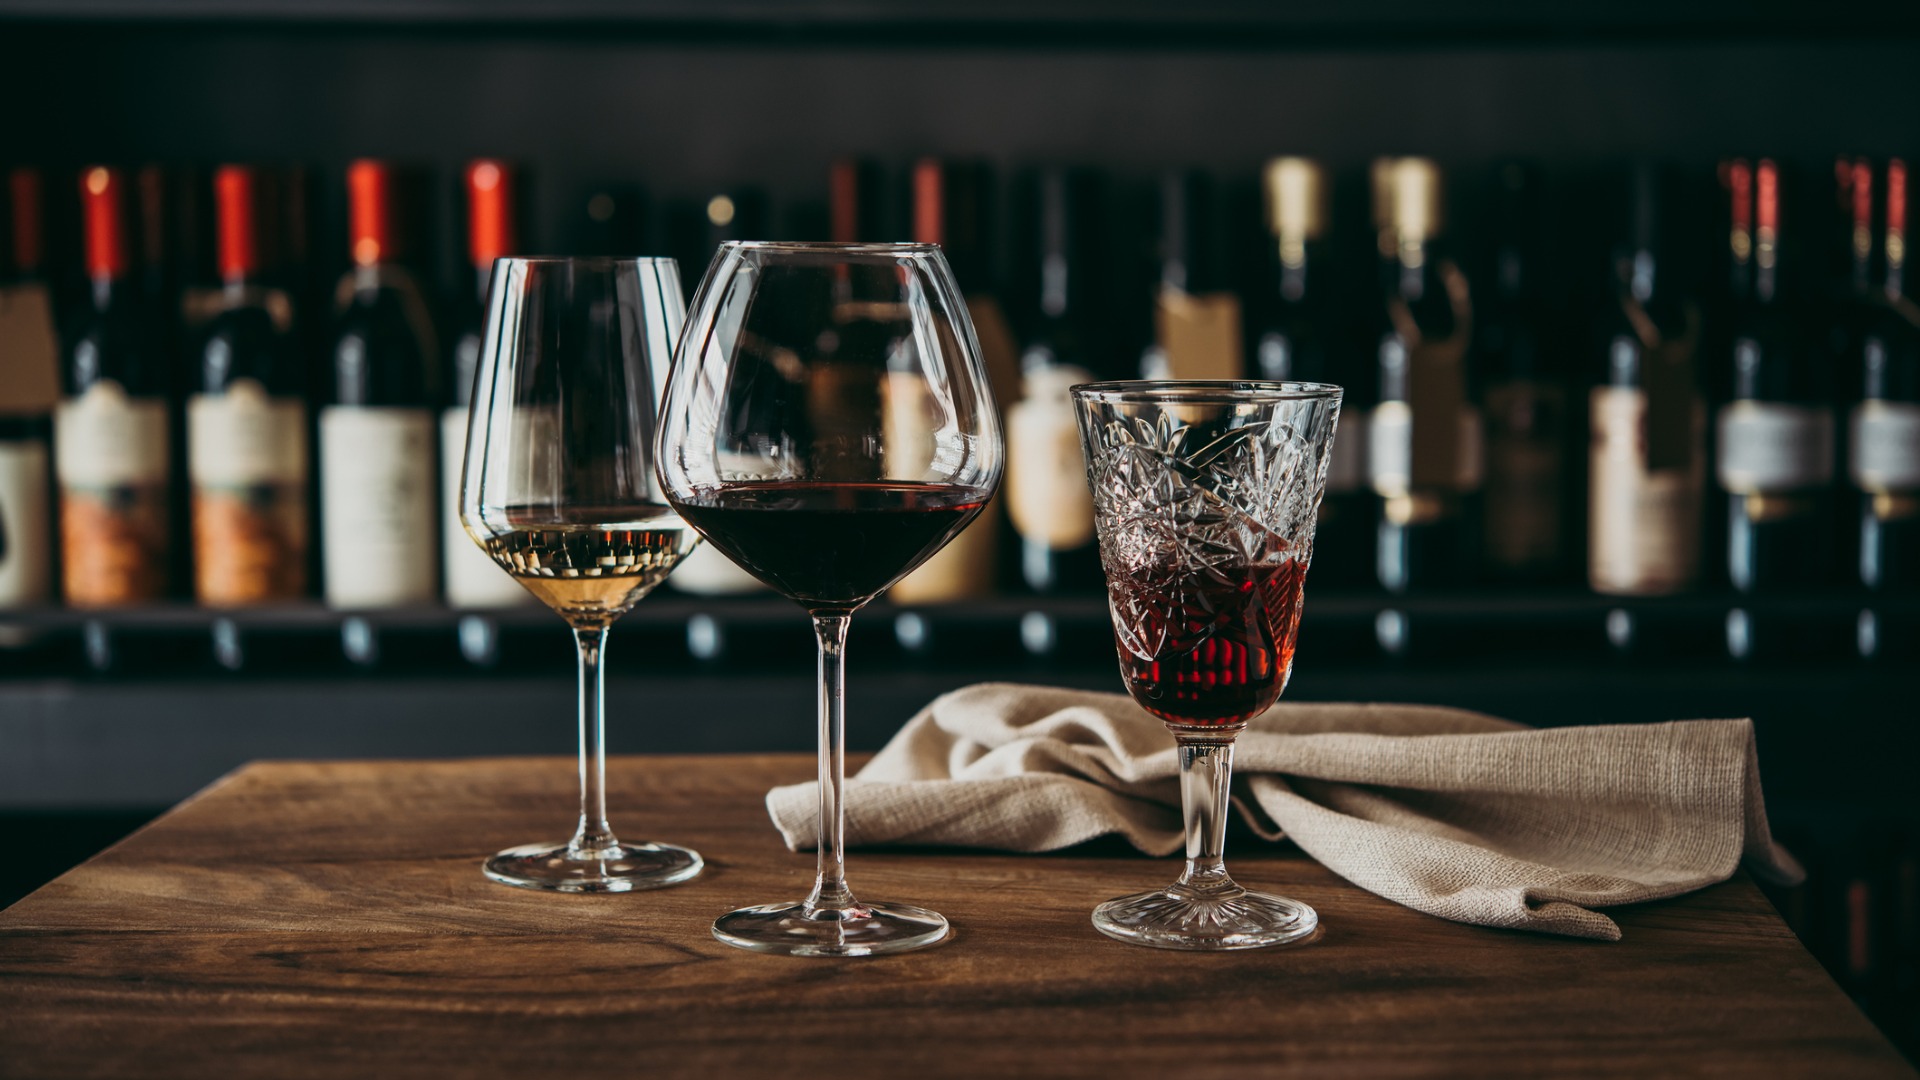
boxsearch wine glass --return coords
[657,241,1002,956]
[1073,380,1341,950]
[460,256,704,893]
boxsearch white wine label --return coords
[1154,289,1244,381]
[1588,387,1704,595]
[0,439,52,606]
[881,372,938,478]
[1326,410,1367,493]
[55,381,168,488]
[56,382,171,605]
[320,406,437,608]
[1716,401,1835,494]
[1850,400,1920,493]
[189,381,306,488]
[1368,404,1480,495]
[1006,396,1095,550]
[191,382,308,606]
[440,406,531,609]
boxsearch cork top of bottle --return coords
[466,159,514,270]
[1890,160,1908,281]
[347,159,393,268]
[8,168,42,277]
[214,165,259,281]
[80,166,129,281]
[1263,157,1327,242]
[1373,157,1443,243]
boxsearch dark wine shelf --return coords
[0,588,1911,680]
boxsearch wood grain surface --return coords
[0,755,1909,1079]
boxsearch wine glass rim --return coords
[717,240,944,255]
[490,255,679,267]
[1070,380,1344,404]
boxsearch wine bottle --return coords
[0,167,56,607]
[1142,171,1244,382]
[1003,167,1102,597]
[1848,159,1920,647]
[320,160,440,610]
[442,159,533,609]
[1249,157,1368,588]
[890,158,1008,605]
[1476,162,1568,581]
[1716,159,1834,658]
[56,166,172,607]
[188,165,309,607]
[1367,157,1479,593]
[1589,163,1707,598]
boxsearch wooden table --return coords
[0,756,1909,1079]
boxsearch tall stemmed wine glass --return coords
[658,242,1003,956]
[461,256,704,893]
[1073,380,1341,949]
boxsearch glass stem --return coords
[805,613,857,914]
[1173,737,1242,896]
[569,625,618,857]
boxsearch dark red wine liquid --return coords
[669,481,988,610]
[1115,557,1306,729]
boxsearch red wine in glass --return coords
[1116,555,1306,729]
[669,480,989,609]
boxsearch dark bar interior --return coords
[1,1,1917,1072]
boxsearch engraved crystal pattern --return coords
[1085,401,1339,673]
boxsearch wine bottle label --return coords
[55,381,169,606]
[1006,398,1094,551]
[1153,288,1244,381]
[0,284,61,415]
[1850,400,1920,494]
[1715,402,1835,494]
[189,381,308,605]
[1483,380,1564,571]
[1588,387,1703,595]
[1368,403,1482,495]
[965,296,1024,415]
[1325,410,1367,494]
[319,406,437,608]
[440,406,531,609]
[883,371,995,602]
[0,438,52,606]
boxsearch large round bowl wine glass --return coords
[1073,380,1341,950]
[658,242,1003,956]
[460,256,704,893]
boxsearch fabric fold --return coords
[766,682,1802,940]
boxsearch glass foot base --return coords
[1093,887,1319,951]
[712,900,949,957]
[484,840,703,894]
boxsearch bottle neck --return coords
[1390,235,1433,302]
[1273,236,1319,306]
[89,272,126,310]
[352,262,387,296]
[1622,248,1658,304]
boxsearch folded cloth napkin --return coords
[767,682,1804,941]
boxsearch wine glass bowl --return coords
[659,241,1002,955]
[1073,379,1341,949]
[460,256,704,893]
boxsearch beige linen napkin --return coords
[767,682,1803,940]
